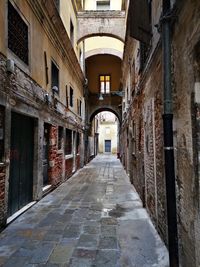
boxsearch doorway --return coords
[105,140,111,153]
[8,112,34,217]
[43,123,50,186]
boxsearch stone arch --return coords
[77,11,126,44]
[89,106,122,124]
[85,48,123,60]
[77,33,124,44]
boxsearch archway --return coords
[89,107,121,125]
[88,110,121,160]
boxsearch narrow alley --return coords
[0,155,168,267]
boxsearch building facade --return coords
[97,112,118,154]
[0,0,85,227]
[121,0,200,266]
[0,0,200,266]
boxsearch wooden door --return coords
[8,112,34,216]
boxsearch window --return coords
[77,99,82,116]
[66,85,68,107]
[105,127,110,134]
[70,87,74,107]
[70,19,74,47]
[51,61,59,94]
[54,0,60,12]
[100,75,110,94]
[8,1,29,65]
[58,126,63,150]
[79,100,82,116]
[65,129,72,155]
[139,42,150,72]
[132,122,136,156]
[96,0,110,10]
[139,1,152,72]
[76,133,80,154]
[0,106,5,162]
[148,0,152,25]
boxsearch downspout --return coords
[161,1,179,266]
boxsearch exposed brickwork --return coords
[122,46,167,243]
[122,1,200,266]
[48,126,63,186]
[172,1,200,265]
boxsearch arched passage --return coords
[85,48,123,60]
[88,110,121,159]
[77,11,126,44]
[77,33,125,44]
[89,107,121,125]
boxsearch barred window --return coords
[8,1,29,65]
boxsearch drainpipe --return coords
[161,1,179,266]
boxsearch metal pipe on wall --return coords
[161,1,179,266]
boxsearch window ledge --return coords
[0,162,8,167]
[57,149,63,154]
[65,154,73,160]
[42,184,52,192]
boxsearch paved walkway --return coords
[0,155,169,267]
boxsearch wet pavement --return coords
[0,155,169,267]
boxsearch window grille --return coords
[8,1,29,65]
[139,42,150,72]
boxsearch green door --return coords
[8,112,34,217]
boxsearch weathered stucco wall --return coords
[172,1,200,266]
[122,0,200,266]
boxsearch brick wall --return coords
[48,125,63,186]
[172,1,200,265]
[122,39,167,243]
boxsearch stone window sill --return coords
[65,154,73,160]
[57,149,63,154]
[0,162,8,167]
[42,184,52,192]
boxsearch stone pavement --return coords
[0,155,169,267]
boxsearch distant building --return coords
[97,112,118,154]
